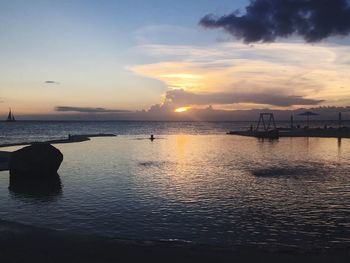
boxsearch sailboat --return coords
[6,108,16,122]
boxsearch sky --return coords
[1,0,350,120]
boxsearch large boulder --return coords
[9,173,62,197]
[9,143,63,178]
[0,151,11,171]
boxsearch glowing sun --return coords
[174,107,191,113]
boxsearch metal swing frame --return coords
[256,113,276,132]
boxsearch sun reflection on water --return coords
[0,135,349,248]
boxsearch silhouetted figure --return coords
[250,125,253,131]
[324,124,327,130]
[150,134,155,141]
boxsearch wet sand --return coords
[0,219,348,263]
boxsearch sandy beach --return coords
[0,219,349,263]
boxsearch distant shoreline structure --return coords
[1,119,350,123]
[3,106,350,122]
[228,112,350,139]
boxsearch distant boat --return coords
[6,109,16,122]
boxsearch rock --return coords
[0,151,11,171]
[9,143,63,178]
[9,173,62,197]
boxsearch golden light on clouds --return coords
[160,73,203,90]
[160,73,203,79]
[130,42,350,109]
[174,107,191,113]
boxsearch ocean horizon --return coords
[1,120,350,146]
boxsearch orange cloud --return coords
[130,42,350,109]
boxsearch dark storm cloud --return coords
[55,106,130,113]
[200,0,350,43]
[166,89,323,107]
[45,81,60,84]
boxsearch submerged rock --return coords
[9,143,63,178]
[9,173,62,197]
[0,151,11,171]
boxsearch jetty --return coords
[228,112,350,139]
[0,133,116,171]
[0,133,116,148]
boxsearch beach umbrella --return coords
[298,111,319,127]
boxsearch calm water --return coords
[0,122,350,249]
[0,121,241,145]
[1,120,349,145]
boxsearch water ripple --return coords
[0,135,349,250]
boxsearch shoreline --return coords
[228,128,350,138]
[0,134,116,171]
[0,219,349,263]
[0,133,116,148]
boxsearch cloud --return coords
[130,42,350,107]
[200,0,350,43]
[45,81,60,84]
[17,105,350,121]
[55,106,130,113]
[165,89,322,107]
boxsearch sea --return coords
[0,121,349,250]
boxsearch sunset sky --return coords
[1,0,350,120]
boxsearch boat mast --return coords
[7,108,12,121]
[6,108,15,122]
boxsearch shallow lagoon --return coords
[0,135,349,249]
